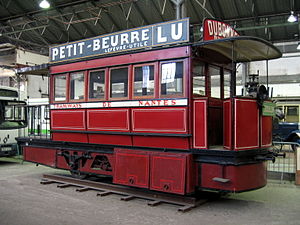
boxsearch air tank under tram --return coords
[17,18,282,195]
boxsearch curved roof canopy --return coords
[194,36,282,63]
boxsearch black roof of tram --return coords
[193,36,282,63]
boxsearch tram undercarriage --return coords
[18,137,272,195]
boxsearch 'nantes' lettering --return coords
[139,100,177,106]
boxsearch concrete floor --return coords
[0,157,300,225]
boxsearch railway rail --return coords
[41,174,208,212]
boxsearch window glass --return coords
[89,70,105,99]
[134,65,154,97]
[193,61,205,96]
[0,102,27,129]
[54,75,66,101]
[110,67,128,98]
[161,61,183,96]
[209,66,221,98]
[285,106,299,123]
[70,72,85,100]
[224,70,231,98]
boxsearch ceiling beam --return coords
[150,0,165,21]
[132,1,150,25]
[236,21,300,31]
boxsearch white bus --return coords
[0,86,27,157]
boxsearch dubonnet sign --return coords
[50,18,189,63]
[203,18,239,41]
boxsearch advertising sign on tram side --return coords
[50,18,190,63]
[203,18,239,41]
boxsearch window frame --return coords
[192,59,207,98]
[69,70,87,103]
[159,59,186,98]
[132,62,157,99]
[87,68,107,102]
[53,73,68,103]
[208,65,222,99]
[108,65,130,100]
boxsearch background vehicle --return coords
[273,97,300,151]
[0,86,27,157]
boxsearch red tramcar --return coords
[18,18,281,195]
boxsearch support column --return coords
[170,0,185,19]
[296,148,300,185]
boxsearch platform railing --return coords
[268,141,299,183]
[26,105,50,139]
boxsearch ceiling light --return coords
[287,11,297,23]
[297,42,300,50]
[39,0,50,9]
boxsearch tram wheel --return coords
[70,170,87,179]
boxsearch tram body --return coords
[18,19,281,195]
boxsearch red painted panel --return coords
[23,147,56,167]
[132,107,187,134]
[185,154,197,194]
[235,99,259,150]
[261,116,272,148]
[132,136,189,150]
[113,149,149,188]
[87,109,129,132]
[89,134,132,146]
[200,162,267,192]
[51,109,86,130]
[150,153,187,194]
[193,100,207,149]
[52,132,88,143]
[50,46,190,74]
[223,99,232,149]
[56,151,70,170]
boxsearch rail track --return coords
[41,174,210,212]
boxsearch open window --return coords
[160,61,184,97]
[88,70,105,100]
[209,66,221,99]
[110,67,129,99]
[70,72,85,101]
[193,61,206,97]
[133,64,155,98]
[223,70,231,99]
[54,74,67,102]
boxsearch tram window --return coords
[54,75,67,102]
[224,70,231,98]
[89,70,105,100]
[133,65,154,97]
[70,72,85,101]
[160,61,183,96]
[110,67,128,98]
[209,66,221,99]
[193,61,205,96]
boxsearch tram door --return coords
[192,60,231,149]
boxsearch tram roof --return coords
[194,36,282,63]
